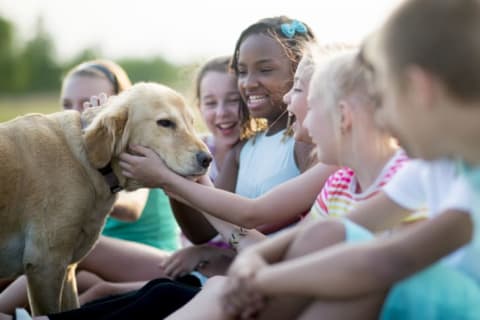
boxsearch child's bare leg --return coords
[298,292,386,320]
[166,276,226,320]
[0,276,28,314]
[258,220,347,319]
[76,270,103,294]
[78,235,170,282]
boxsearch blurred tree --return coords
[119,56,179,87]
[19,16,61,92]
[0,16,18,93]
[0,16,190,96]
[60,46,102,78]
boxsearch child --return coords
[162,55,244,279]
[194,55,243,181]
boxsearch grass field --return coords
[0,93,60,123]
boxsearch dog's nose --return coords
[196,151,212,169]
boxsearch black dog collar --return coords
[98,163,123,193]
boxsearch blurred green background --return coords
[0,15,204,126]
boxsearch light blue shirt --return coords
[455,162,480,283]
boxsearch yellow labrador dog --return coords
[0,82,211,315]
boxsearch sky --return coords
[1,0,403,65]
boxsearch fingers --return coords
[166,259,188,279]
[163,255,182,278]
[128,144,157,158]
[118,154,136,177]
[222,270,268,319]
[89,95,101,108]
[98,92,108,105]
[82,93,108,112]
[82,101,93,111]
[118,152,138,163]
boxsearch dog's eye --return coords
[156,119,176,129]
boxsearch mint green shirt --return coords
[102,188,180,251]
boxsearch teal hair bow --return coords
[280,20,307,38]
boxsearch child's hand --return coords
[83,92,108,110]
[228,248,267,280]
[119,145,177,188]
[222,249,268,318]
[160,245,211,279]
[222,273,267,319]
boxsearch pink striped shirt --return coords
[307,150,408,219]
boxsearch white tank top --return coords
[235,130,300,198]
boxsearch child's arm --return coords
[254,210,473,298]
[120,145,335,228]
[346,191,412,232]
[161,244,235,279]
[109,188,149,221]
[176,174,267,251]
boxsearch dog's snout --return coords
[196,151,212,169]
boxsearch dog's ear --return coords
[83,104,129,169]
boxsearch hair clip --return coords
[280,20,307,39]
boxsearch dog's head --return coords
[83,82,212,189]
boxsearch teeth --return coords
[217,122,236,129]
[249,95,267,103]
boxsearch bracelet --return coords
[228,227,248,250]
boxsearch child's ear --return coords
[338,100,353,134]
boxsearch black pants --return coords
[48,278,200,320]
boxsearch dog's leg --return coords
[25,261,79,316]
[60,264,80,311]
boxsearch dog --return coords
[0,82,212,315]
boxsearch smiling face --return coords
[199,70,241,147]
[236,33,293,121]
[284,56,314,143]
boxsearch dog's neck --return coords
[98,162,123,194]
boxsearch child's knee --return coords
[287,220,346,259]
[203,276,226,290]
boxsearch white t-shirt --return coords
[383,159,479,282]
